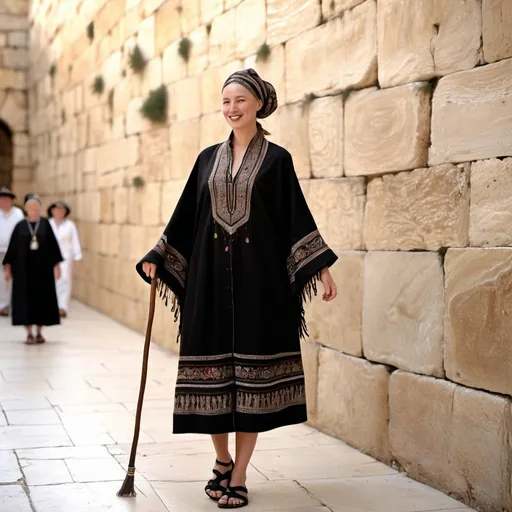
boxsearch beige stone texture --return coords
[200,111,230,149]
[317,349,391,463]
[126,97,153,135]
[267,0,321,46]
[322,0,366,19]
[236,0,266,59]
[201,0,223,23]
[378,0,482,88]
[363,252,444,377]
[364,164,470,250]
[141,57,162,97]
[180,0,200,33]
[96,0,124,40]
[306,251,364,356]
[137,15,156,59]
[8,31,27,47]
[305,178,365,250]
[162,40,187,84]
[470,158,512,246]
[285,2,377,103]
[187,26,209,76]
[208,9,237,67]
[445,248,512,396]
[345,84,431,176]
[0,33,6,47]
[114,187,129,224]
[169,118,200,180]
[308,96,343,178]
[300,340,319,421]
[154,0,181,56]
[429,59,512,165]
[390,371,512,512]
[0,14,28,31]
[102,51,122,90]
[483,0,512,63]
[1,47,28,69]
[200,61,243,115]
[225,0,243,8]
[243,44,285,107]
[0,90,27,131]
[168,76,201,121]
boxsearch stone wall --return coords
[22,1,512,511]
[0,0,29,193]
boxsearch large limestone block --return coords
[445,248,512,396]
[317,349,391,462]
[155,0,181,56]
[137,15,156,60]
[364,164,470,250]
[285,1,377,103]
[141,57,162,97]
[305,251,364,356]
[300,340,319,422]
[363,252,444,377]
[305,178,365,251]
[8,31,28,48]
[0,90,27,132]
[201,61,243,115]
[483,0,512,63]
[201,0,223,23]
[236,0,266,59]
[169,76,201,121]
[180,0,200,33]
[200,111,230,149]
[126,97,153,135]
[188,26,208,75]
[345,84,431,176]
[96,0,124,40]
[1,47,28,69]
[322,0,365,19]
[0,14,28,31]
[267,0,321,46]
[114,187,129,224]
[2,1,28,15]
[169,118,200,179]
[378,0,482,88]
[209,10,237,67]
[429,59,512,165]
[162,40,188,84]
[470,159,512,246]
[0,69,26,89]
[308,96,343,178]
[390,371,512,512]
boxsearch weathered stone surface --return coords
[2,0,28,15]
[429,59,512,165]
[363,252,444,377]
[0,90,27,131]
[306,251,364,356]
[390,371,512,512]
[155,0,181,56]
[378,0,482,88]
[308,96,343,178]
[169,118,200,179]
[322,0,365,20]
[200,111,230,149]
[201,61,243,115]
[141,57,162,97]
[0,14,28,31]
[168,76,201,121]
[137,14,156,59]
[267,0,321,46]
[188,26,209,75]
[126,97,153,135]
[180,0,200,33]
[470,159,512,246]
[300,340,319,422]
[8,31,28,48]
[285,1,377,103]
[364,164,470,250]
[162,40,187,84]
[236,0,266,59]
[0,68,26,89]
[483,0,512,63]
[1,47,28,69]
[201,0,223,23]
[345,84,431,176]
[209,9,236,67]
[225,0,243,8]
[445,248,512,396]
[102,50,122,90]
[317,349,391,462]
[305,178,365,250]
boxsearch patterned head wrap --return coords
[222,68,278,119]
[24,193,41,205]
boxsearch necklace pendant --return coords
[30,236,39,251]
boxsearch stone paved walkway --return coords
[0,301,475,512]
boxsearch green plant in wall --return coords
[178,37,192,62]
[132,176,145,188]
[87,21,94,41]
[49,63,56,78]
[140,85,168,123]
[128,44,147,73]
[107,89,114,125]
[92,75,105,95]
[256,43,271,63]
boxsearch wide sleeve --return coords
[2,221,20,266]
[44,219,64,266]
[70,222,83,261]
[135,155,200,319]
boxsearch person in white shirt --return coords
[0,187,24,316]
[48,201,82,317]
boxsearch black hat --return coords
[0,187,15,199]
[47,200,71,218]
[24,193,41,205]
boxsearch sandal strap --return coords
[206,468,232,490]
[223,486,248,503]
[215,459,233,467]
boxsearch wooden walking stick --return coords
[117,277,157,497]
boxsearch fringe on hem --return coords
[156,278,182,342]
[296,270,321,340]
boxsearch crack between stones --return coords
[14,450,37,512]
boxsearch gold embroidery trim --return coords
[287,230,329,284]
[153,234,188,287]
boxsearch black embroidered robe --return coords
[137,130,338,434]
[3,217,63,326]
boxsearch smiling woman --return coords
[137,68,338,509]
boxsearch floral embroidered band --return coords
[153,234,188,288]
[287,230,329,284]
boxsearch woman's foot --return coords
[59,309,67,318]
[25,334,35,345]
[0,307,8,316]
[205,459,233,501]
[35,333,45,343]
[218,472,248,509]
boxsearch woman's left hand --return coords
[54,265,61,280]
[320,267,337,302]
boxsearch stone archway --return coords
[0,120,13,189]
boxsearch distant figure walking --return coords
[48,201,82,318]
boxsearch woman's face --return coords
[52,206,66,221]
[25,200,41,219]
[222,83,263,131]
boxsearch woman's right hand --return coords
[142,261,157,279]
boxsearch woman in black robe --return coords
[137,69,337,508]
[3,194,63,344]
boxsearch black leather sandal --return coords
[218,485,249,509]
[205,459,233,502]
